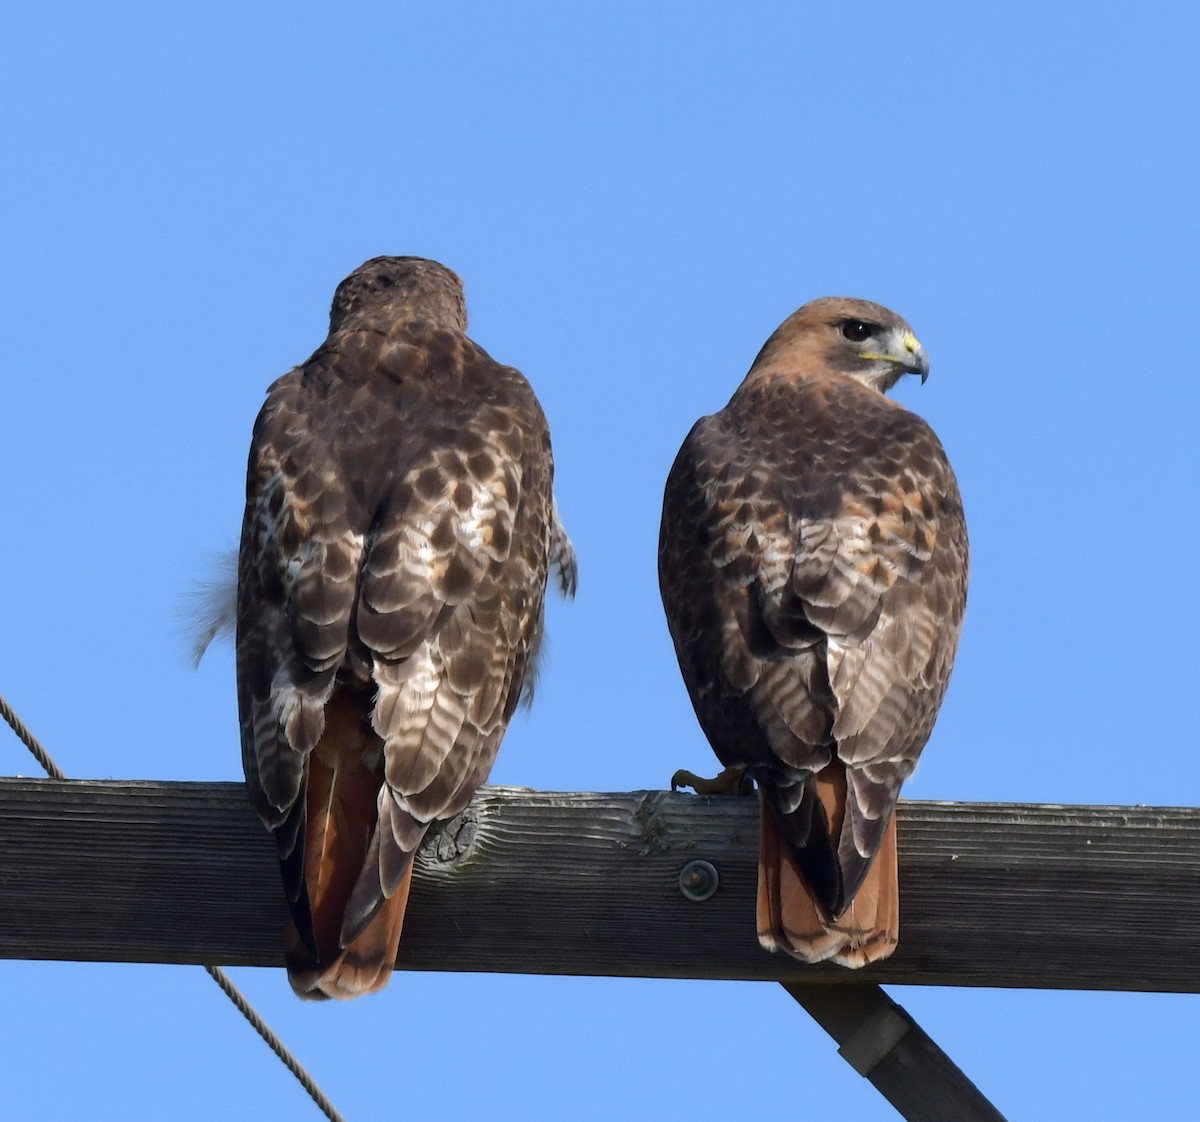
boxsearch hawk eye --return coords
[841,320,875,342]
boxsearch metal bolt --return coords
[678,859,719,902]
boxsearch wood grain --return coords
[1,778,1197,992]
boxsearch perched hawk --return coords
[659,298,967,967]
[236,256,576,998]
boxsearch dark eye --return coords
[841,320,875,342]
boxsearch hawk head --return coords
[329,256,468,334]
[753,296,929,393]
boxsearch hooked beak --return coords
[860,329,930,385]
[900,330,930,384]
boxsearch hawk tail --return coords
[756,781,899,969]
[285,864,412,1000]
[282,698,412,999]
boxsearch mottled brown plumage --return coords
[660,297,967,967]
[237,256,575,998]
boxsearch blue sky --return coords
[2,2,1198,1119]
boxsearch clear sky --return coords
[2,3,1198,1119]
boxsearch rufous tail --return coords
[286,864,412,999]
[756,788,899,969]
[284,696,411,999]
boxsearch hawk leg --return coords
[671,765,755,797]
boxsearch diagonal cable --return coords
[0,693,66,779]
[203,965,346,1122]
[0,689,347,1122]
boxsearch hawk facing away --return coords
[237,256,576,998]
[659,298,967,967]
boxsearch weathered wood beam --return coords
[1,778,1196,992]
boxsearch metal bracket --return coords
[837,1000,913,1076]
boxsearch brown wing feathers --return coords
[237,257,574,998]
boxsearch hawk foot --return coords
[671,766,755,797]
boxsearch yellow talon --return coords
[671,766,754,797]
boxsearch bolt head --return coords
[678,859,719,902]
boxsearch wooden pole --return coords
[784,983,1010,1121]
[2,778,1198,992]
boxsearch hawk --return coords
[659,298,967,967]
[236,256,576,998]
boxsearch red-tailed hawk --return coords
[236,256,575,998]
[659,298,967,967]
